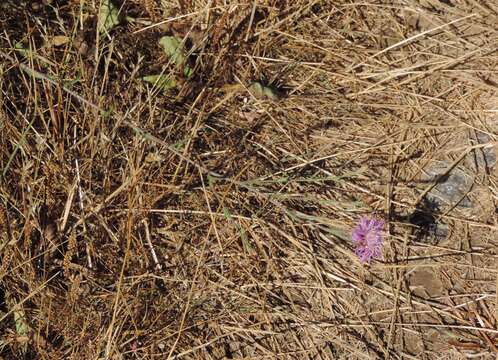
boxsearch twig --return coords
[142,217,161,270]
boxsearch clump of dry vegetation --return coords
[0,1,497,358]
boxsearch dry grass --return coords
[0,0,497,359]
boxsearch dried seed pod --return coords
[0,204,6,229]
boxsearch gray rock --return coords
[466,131,496,171]
[424,162,473,209]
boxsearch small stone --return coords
[466,131,496,171]
[423,162,473,209]
[409,268,443,298]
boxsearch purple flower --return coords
[352,216,385,264]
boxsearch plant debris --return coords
[0,1,497,358]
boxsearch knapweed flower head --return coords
[352,215,385,264]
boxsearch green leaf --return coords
[326,227,349,241]
[173,140,185,150]
[14,308,29,337]
[13,308,29,353]
[142,75,176,91]
[262,86,279,100]
[158,36,194,78]
[248,82,280,100]
[239,226,254,254]
[184,66,193,78]
[222,207,254,254]
[159,36,187,67]
[223,207,232,220]
[98,0,121,34]
[248,82,264,97]
[207,174,217,187]
[14,41,29,57]
[101,106,114,119]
